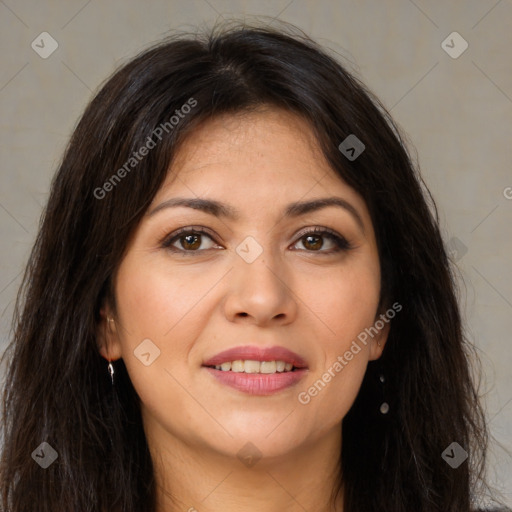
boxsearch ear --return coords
[368,317,391,361]
[97,306,123,361]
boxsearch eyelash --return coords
[161,226,353,255]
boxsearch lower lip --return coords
[203,367,308,395]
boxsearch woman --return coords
[0,21,504,512]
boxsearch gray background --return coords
[0,0,511,504]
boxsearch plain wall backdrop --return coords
[0,0,511,505]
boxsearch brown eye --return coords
[302,234,324,251]
[179,233,202,250]
[162,228,218,253]
[293,228,352,254]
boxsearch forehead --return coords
[174,108,322,165]
[159,108,357,199]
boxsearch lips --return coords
[204,367,307,395]
[202,345,308,369]
[202,345,308,395]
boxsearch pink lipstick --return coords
[202,345,308,396]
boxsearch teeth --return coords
[244,360,261,373]
[260,361,276,374]
[231,360,244,372]
[220,362,231,371]
[212,360,295,373]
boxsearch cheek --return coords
[114,255,220,342]
[112,256,218,401]
[112,260,200,431]
[320,260,381,350]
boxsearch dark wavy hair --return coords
[0,20,503,512]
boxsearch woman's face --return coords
[99,108,388,462]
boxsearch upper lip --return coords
[203,345,308,368]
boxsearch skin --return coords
[98,107,389,512]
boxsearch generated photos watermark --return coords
[298,301,402,405]
[93,97,197,200]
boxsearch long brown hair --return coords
[0,21,502,511]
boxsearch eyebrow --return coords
[147,196,365,232]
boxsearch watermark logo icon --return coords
[447,237,468,262]
[338,134,365,161]
[441,32,468,59]
[31,442,58,469]
[31,32,59,59]
[442,441,468,468]
[237,442,262,468]
[134,338,161,366]
[236,236,263,264]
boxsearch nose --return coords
[223,249,298,327]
